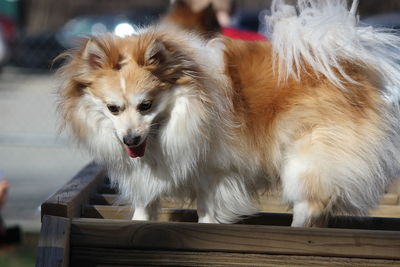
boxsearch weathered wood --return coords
[70,218,400,260]
[83,205,292,224]
[380,193,399,205]
[37,164,400,266]
[84,205,133,220]
[370,205,400,218]
[83,205,400,230]
[83,206,200,222]
[99,184,118,194]
[70,248,400,267]
[90,193,193,209]
[88,192,400,219]
[90,194,122,205]
[36,215,71,267]
[41,162,106,219]
[388,180,400,194]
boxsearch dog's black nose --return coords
[123,134,141,146]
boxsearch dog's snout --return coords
[123,134,141,146]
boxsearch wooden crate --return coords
[36,163,400,267]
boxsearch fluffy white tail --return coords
[267,0,400,93]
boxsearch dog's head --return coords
[58,31,203,158]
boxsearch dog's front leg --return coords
[132,207,149,221]
[132,199,160,221]
[197,194,219,223]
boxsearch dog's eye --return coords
[138,100,152,112]
[107,104,120,114]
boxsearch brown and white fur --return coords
[58,0,400,226]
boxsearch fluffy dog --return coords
[58,0,400,226]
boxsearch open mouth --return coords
[124,140,146,158]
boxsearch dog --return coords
[57,0,400,227]
[161,0,221,39]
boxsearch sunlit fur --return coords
[268,0,400,95]
[58,0,400,226]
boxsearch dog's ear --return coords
[57,37,125,97]
[143,39,200,85]
[82,39,107,69]
[81,37,124,70]
[144,39,168,67]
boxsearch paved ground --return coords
[0,68,91,231]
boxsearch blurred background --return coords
[0,0,399,265]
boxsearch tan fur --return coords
[58,31,206,139]
[223,38,386,224]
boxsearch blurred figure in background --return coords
[0,172,10,246]
[163,0,267,41]
[0,172,20,248]
[0,33,7,68]
[162,0,221,38]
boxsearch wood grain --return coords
[88,193,400,219]
[70,218,400,260]
[380,193,399,205]
[70,248,400,267]
[83,205,400,230]
[36,215,71,267]
[370,205,400,218]
[41,162,106,219]
[90,194,128,205]
[99,185,118,194]
[388,180,400,194]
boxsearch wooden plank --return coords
[83,205,400,230]
[380,194,399,205]
[90,192,398,206]
[70,248,400,267]
[41,162,106,219]
[83,206,199,222]
[90,194,192,209]
[84,205,133,220]
[257,195,400,216]
[99,184,118,194]
[36,215,71,267]
[370,205,400,218]
[83,204,198,220]
[388,180,400,194]
[88,193,399,218]
[70,218,400,260]
[83,205,293,225]
[90,194,129,206]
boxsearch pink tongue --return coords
[125,141,146,158]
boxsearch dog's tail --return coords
[267,0,400,94]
